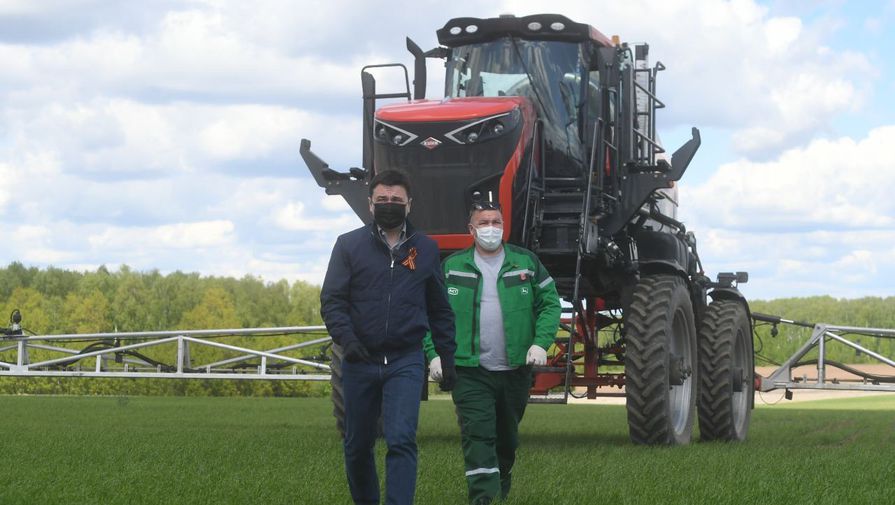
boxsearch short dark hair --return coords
[369,170,412,198]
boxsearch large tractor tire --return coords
[329,344,383,439]
[625,275,698,445]
[697,299,753,442]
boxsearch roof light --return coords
[449,26,462,35]
[465,24,478,33]
[527,21,542,31]
[550,22,565,31]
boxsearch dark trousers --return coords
[342,350,425,505]
[452,366,531,504]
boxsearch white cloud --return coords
[273,201,358,231]
[680,126,895,297]
[683,126,895,231]
[10,224,74,263]
[676,227,895,299]
[322,195,351,212]
[88,220,236,250]
[497,0,874,157]
[198,105,313,161]
[2,98,361,180]
[764,17,802,54]
[0,5,386,104]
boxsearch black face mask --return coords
[373,202,406,230]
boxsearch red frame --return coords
[531,298,626,399]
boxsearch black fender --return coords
[707,286,753,352]
[708,286,750,313]
[635,229,689,277]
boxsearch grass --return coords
[0,394,893,505]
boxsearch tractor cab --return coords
[359,15,618,251]
[442,21,608,180]
[301,12,698,262]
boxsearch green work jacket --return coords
[424,244,561,368]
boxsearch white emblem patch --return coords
[448,287,459,296]
[521,287,530,295]
[420,137,442,150]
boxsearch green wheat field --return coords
[1,393,892,505]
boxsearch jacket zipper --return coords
[370,226,415,367]
[384,253,394,365]
[471,270,480,358]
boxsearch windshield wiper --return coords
[509,37,549,117]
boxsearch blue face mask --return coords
[474,226,503,251]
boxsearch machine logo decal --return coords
[420,137,442,150]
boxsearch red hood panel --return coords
[376,97,528,122]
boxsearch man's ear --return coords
[468,223,476,236]
[405,199,412,216]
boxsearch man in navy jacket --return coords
[321,169,457,505]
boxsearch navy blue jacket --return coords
[320,221,456,367]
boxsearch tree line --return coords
[1,263,893,396]
[749,296,895,368]
[0,262,326,397]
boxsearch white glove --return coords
[429,356,443,381]
[526,345,547,366]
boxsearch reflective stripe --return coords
[502,269,534,278]
[465,467,500,477]
[538,276,554,288]
[447,270,478,279]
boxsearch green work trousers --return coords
[452,365,531,504]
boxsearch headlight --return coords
[445,108,520,145]
[373,120,418,147]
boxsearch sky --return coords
[1,0,894,300]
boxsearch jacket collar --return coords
[367,219,416,236]
[368,220,416,251]
[459,243,516,273]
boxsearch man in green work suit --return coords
[424,199,561,505]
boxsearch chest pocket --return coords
[446,270,478,289]
[445,270,478,316]
[501,269,534,310]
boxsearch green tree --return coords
[78,265,117,301]
[32,266,81,299]
[0,262,38,299]
[148,270,204,330]
[178,287,244,365]
[62,289,111,334]
[178,287,241,330]
[288,280,321,325]
[111,269,152,332]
